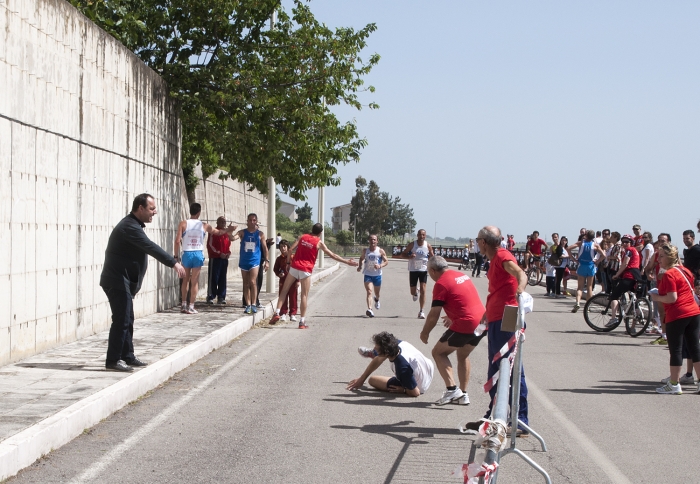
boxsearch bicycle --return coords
[525,255,544,286]
[583,283,651,336]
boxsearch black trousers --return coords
[554,267,565,295]
[104,287,135,364]
[472,253,483,277]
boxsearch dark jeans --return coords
[546,276,555,294]
[104,287,135,364]
[554,267,565,295]
[472,253,483,277]
[486,319,528,425]
[207,258,229,301]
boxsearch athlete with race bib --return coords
[358,235,388,317]
[401,229,435,319]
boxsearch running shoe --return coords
[661,375,696,385]
[358,347,377,358]
[418,310,426,319]
[244,306,253,314]
[650,337,668,345]
[435,388,464,405]
[507,425,531,438]
[298,323,308,329]
[280,314,288,322]
[269,312,280,323]
[571,304,580,313]
[217,299,226,305]
[375,299,380,310]
[206,299,214,305]
[187,306,198,314]
[366,309,375,318]
[605,317,618,328]
[290,315,297,322]
[655,381,682,394]
[180,305,189,314]
[456,393,470,405]
[251,305,258,314]
[412,293,418,302]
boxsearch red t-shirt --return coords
[206,233,231,259]
[431,270,485,334]
[485,249,519,322]
[658,266,700,322]
[526,238,546,256]
[291,234,320,272]
[506,238,515,251]
[621,248,640,280]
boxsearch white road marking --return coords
[72,267,345,483]
[527,379,633,484]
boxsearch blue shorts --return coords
[577,261,596,278]
[239,261,260,271]
[182,251,205,269]
[364,274,382,286]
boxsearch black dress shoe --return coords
[124,357,147,367]
[105,360,134,372]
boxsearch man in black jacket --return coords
[100,193,185,372]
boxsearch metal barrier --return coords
[481,295,552,484]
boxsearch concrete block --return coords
[10,320,36,360]
[78,145,95,186]
[56,310,76,344]
[10,123,35,174]
[0,274,10,329]
[75,306,92,339]
[57,137,78,182]
[11,171,36,225]
[76,224,94,270]
[0,62,9,117]
[57,179,77,225]
[35,315,57,353]
[57,265,77,316]
[76,183,94,227]
[94,148,109,188]
[11,222,25,275]
[0,325,10,366]
[35,264,58,321]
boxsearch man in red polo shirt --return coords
[464,225,528,435]
[269,223,358,328]
[419,256,486,406]
[525,230,547,269]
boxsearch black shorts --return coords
[409,271,428,287]
[609,278,636,301]
[439,329,486,348]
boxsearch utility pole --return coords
[265,9,277,294]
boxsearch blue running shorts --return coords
[364,274,382,286]
[182,251,205,269]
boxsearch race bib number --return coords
[244,241,256,252]
[409,259,426,271]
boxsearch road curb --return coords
[0,263,340,481]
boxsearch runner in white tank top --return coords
[174,203,237,314]
[358,235,388,317]
[400,229,435,319]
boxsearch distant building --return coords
[277,200,297,222]
[331,203,353,233]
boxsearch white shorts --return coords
[290,267,312,280]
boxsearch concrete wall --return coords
[0,0,187,364]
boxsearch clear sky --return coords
[277,1,700,244]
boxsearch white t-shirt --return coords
[362,247,383,277]
[183,219,205,251]
[641,243,655,269]
[408,240,430,272]
[391,341,434,394]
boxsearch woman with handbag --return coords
[651,244,700,394]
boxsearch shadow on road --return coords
[550,379,657,395]
[331,420,475,484]
[325,391,453,410]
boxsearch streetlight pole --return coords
[434,222,437,245]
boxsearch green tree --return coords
[350,176,413,238]
[69,0,379,197]
[295,202,313,221]
[292,219,314,238]
[276,212,294,231]
[335,230,353,246]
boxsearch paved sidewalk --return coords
[0,262,340,481]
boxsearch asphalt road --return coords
[9,261,700,483]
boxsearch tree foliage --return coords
[335,229,353,246]
[69,0,379,197]
[350,176,415,239]
[295,202,313,221]
[292,218,314,237]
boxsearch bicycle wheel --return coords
[626,298,651,337]
[583,293,621,332]
[526,267,539,286]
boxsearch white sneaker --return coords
[605,317,618,328]
[456,393,470,405]
[366,309,375,318]
[358,347,376,358]
[655,381,682,394]
[435,388,464,405]
[375,299,380,309]
[418,310,425,319]
[412,293,418,302]
[663,375,695,385]
[290,315,297,322]
[280,314,288,322]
